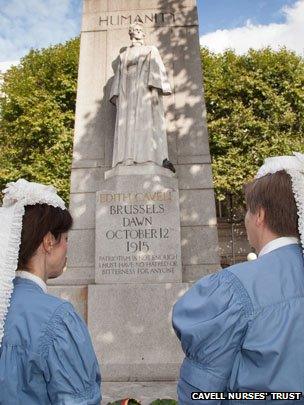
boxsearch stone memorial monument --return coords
[49,0,220,401]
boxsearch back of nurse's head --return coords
[18,204,73,269]
[244,170,299,238]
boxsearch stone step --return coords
[102,381,178,404]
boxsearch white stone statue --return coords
[110,22,175,172]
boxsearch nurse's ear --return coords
[255,207,266,228]
[42,232,56,254]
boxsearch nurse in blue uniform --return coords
[0,179,101,404]
[173,153,304,404]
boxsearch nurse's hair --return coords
[17,204,73,269]
[244,170,299,238]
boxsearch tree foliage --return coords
[0,38,79,202]
[202,47,304,203]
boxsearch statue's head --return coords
[129,22,146,41]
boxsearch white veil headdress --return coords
[256,152,304,252]
[0,179,65,347]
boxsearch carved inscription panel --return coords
[82,8,198,31]
[95,176,182,283]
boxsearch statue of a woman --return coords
[110,22,174,171]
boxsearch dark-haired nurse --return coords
[0,180,101,404]
[173,154,304,404]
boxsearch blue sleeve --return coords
[172,270,253,404]
[41,303,101,405]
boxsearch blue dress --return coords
[173,244,304,404]
[0,277,101,404]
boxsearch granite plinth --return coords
[88,283,189,381]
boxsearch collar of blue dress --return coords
[15,271,47,293]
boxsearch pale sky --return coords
[199,0,304,55]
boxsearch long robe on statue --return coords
[110,45,172,167]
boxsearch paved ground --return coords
[102,381,178,404]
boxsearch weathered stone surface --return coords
[48,286,88,321]
[177,154,211,164]
[53,191,96,284]
[102,381,177,405]
[71,167,105,193]
[170,26,210,158]
[48,266,95,286]
[176,164,214,190]
[107,0,196,11]
[88,283,188,381]
[73,31,107,162]
[67,229,95,268]
[71,159,104,169]
[95,173,182,283]
[181,226,220,265]
[167,130,178,164]
[183,264,220,283]
[69,192,95,230]
[83,0,108,14]
[179,189,217,226]
[83,0,197,15]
